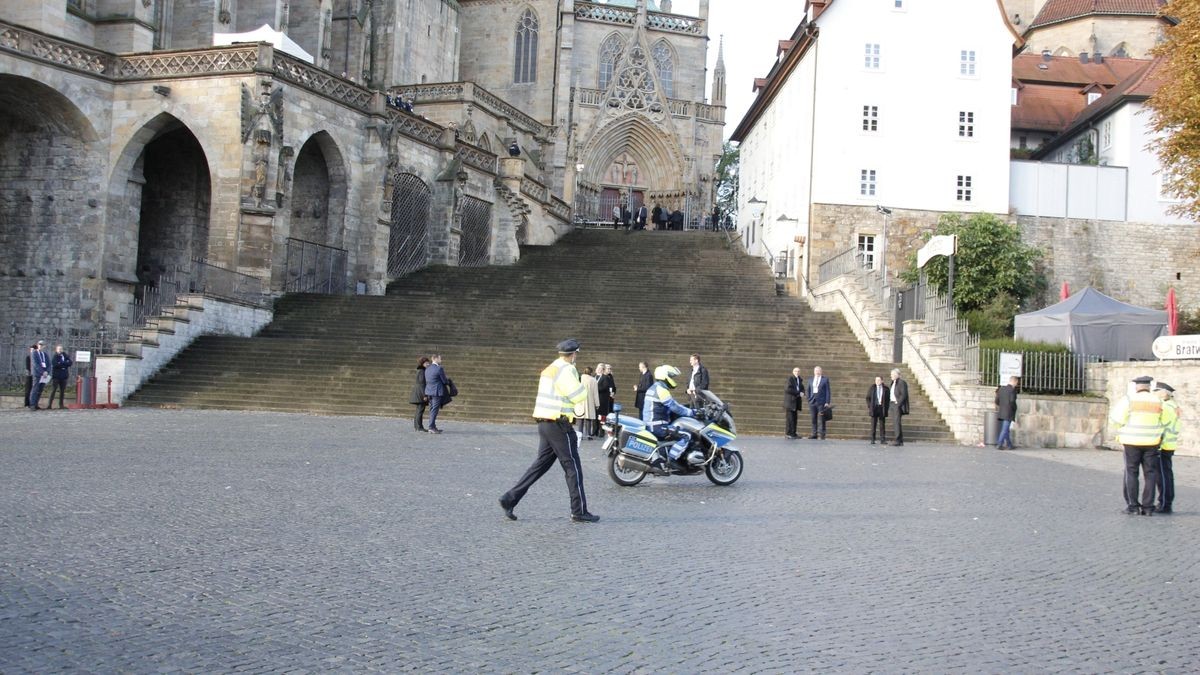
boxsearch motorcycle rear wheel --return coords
[705,450,743,486]
[608,453,647,487]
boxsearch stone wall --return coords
[809,203,947,287]
[96,294,273,405]
[1022,16,1164,59]
[1018,215,1199,311]
[808,275,894,363]
[1011,395,1108,449]
[1091,361,1200,458]
[169,0,218,50]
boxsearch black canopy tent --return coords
[1014,288,1167,361]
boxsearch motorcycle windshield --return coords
[697,389,724,409]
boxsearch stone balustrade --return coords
[574,1,706,36]
[575,86,722,124]
[390,81,551,138]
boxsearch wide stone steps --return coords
[126,230,954,440]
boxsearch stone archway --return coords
[579,113,686,216]
[0,75,104,330]
[134,126,212,282]
[289,131,348,249]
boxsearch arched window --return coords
[514,8,539,84]
[652,40,674,98]
[599,34,625,90]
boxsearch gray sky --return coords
[677,0,810,140]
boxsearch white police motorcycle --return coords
[600,390,743,486]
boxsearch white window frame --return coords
[960,49,976,77]
[1011,87,1018,105]
[956,174,973,202]
[858,234,877,269]
[1102,119,1113,150]
[864,43,881,70]
[1087,91,1101,105]
[862,105,879,132]
[893,0,905,9]
[958,111,975,138]
[860,169,877,197]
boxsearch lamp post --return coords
[875,205,892,279]
[747,196,766,252]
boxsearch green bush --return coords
[979,338,1069,353]
[1178,307,1200,335]
[962,293,1019,340]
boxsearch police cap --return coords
[1156,382,1175,393]
[1132,375,1154,385]
[556,338,581,354]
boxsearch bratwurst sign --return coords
[1153,335,1200,360]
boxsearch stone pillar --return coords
[93,0,156,52]
[499,157,525,198]
[0,0,66,35]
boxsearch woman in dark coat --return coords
[596,363,616,431]
[410,356,430,432]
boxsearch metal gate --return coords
[388,173,432,277]
[458,196,492,267]
[284,238,347,294]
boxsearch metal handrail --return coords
[904,335,956,403]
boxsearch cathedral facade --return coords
[0,0,723,335]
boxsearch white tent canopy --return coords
[1014,287,1167,361]
[213,24,314,64]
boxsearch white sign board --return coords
[917,235,957,269]
[999,352,1023,380]
[1152,334,1200,360]
[75,350,92,363]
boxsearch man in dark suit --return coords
[423,353,450,434]
[783,367,805,439]
[865,375,889,445]
[888,368,910,446]
[636,204,648,229]
[633,361,653,416]
[686,353,709,407]
[28,340,50,411]
[808,366,831,439]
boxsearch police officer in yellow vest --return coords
[499,339,600,523]
[1109,375,1177,516]
[1155,382,1181,514]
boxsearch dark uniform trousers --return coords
[1158,451,1175,511]
[810,406,826,438]
[502,419,588,516]
[1123,444,1160,510]
[784,407,799,437]
[870,414,886,443]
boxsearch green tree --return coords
[900,213,1045,324]
[1148,0,1200,220]
[713,141,739,225]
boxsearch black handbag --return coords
[821,406,833,422]
[446,379,459,397]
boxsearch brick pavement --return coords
[1,409,1198,673]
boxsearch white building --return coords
[1024,58,1186,225]
[732,0,1020,289]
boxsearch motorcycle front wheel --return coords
[607,453,647,487]
[705,450,743,486]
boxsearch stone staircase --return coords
[126,230,954,440]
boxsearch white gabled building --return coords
[732,0,1021,290]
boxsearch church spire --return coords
[712,35,726,107]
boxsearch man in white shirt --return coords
[865,375,889,444]
[888,368,910,446]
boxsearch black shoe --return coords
[571,512,600,523]
[893,442,904,446]
[415,426,426,432]
[1158,506,1172,514]
[427,427,442,434]
[785,434,798,440]
[809,436,818,440]
[869,440,876,445]
[1125,505,1140,515]
[499,499,517,521]
[1141,507,1153,516]
[820,436,826,440]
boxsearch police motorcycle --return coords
[600,368,743,486]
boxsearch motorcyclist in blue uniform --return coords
[643,365,701,467]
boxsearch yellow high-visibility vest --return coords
[532,357,587,421]
[1161,399,1180,452]
[1110,390,1172,447]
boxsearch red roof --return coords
[1012,53,1149,87]
[1029,0,1168,29]
[1011,54,1152,133]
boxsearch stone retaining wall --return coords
[1090,361,1200,457]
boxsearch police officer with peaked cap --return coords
[499,339,600,523]
[1155,382,1180,514]
[1109,375,1176,515]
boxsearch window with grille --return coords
[388,174,432,277]
[653,40,675,98]
[960,50,976,76]
[858,234,877,269]
[862,105,878,132]
[864,43,881,69]
[599,34,624,90]
[956,175,973,202]
[860,169,877,197]
[514,9,539,84]
[958,111,974,138]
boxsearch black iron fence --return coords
[1,325,127,391]
[977,348,1104,395]
[285,238,349,294]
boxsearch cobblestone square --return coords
[1,409,1198,673]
